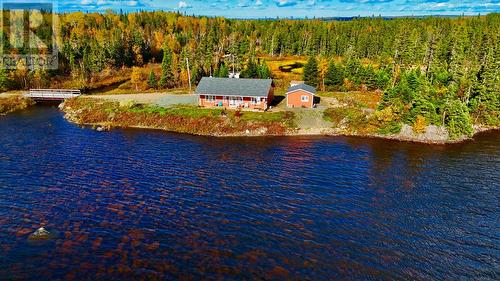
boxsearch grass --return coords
[261,55,307,89]
[239,110,290,122]
[129,105,224,118]
[318,91,382,110]
[62,97,296,136]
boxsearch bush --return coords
[119,100,137,109]
[324,107,367,130]
[413,115,427,134]
[378,121,402,135]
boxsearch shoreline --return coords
[60,97,499,145]
[2,95,494,145]
[65,115,499,145]
[0,96,35,116]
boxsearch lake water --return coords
[0,106,499,280]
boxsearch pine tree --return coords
[0,68,10,91]
[159,46,173,89]
[148,69,157,89]
[217,64,229,78]
[324,61,344,89]
[257,62,271,79]
[241,59,258,78]
[303,56,319,87]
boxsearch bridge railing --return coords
[25,89,82,100]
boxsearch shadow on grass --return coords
[314,96,321,106]
[271,95,286,107]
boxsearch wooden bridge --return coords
[25,89,82,101]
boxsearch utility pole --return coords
[186,57,192,94]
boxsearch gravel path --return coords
[289,107,332,129]
[86,93,198,106]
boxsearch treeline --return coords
[0,11,498,136]
[1,11,497,83]
[301,50,498,138]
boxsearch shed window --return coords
[206,95,216,102]
[301,95,309,102]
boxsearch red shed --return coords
[286,84,317,108]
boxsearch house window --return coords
[206,95,216,102]
[301,95,309,102]
[229,97,243,107]
[251,97,261,104]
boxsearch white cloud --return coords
[178,1,192,9]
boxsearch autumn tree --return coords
[130,67,142,91]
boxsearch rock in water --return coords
[28,227,51,241]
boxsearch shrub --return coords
[378,121,402,135]
[324,107,367,131]
[413,115,427,134]
[373,106,398,123]
[119,100,136,109]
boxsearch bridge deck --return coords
[25,89,82,101]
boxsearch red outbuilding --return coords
[285,83,317,108]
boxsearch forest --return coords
[0,11,498,138]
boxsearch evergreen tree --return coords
[0,68,10,91]
[148,69,157,89]
[241,59,258,78]
[217,64,229,78]
[159,46,173,89]
[324,61,344,89]
[303,56,319,87]
[375,68,391,90]
[361,65,377,90]
[257,62,271,79]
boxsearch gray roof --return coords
[286,83,317,95]
[196,77,273,97]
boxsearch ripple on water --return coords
[0,107,499,280]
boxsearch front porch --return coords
[199,95,268,111]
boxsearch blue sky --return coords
[57,0,500,18]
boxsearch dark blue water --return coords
[0,106,499,280]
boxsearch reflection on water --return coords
[0,107,499,280]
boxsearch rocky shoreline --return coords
[60,98,498,144]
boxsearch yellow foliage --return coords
[130,67,142,91]
[374,106,397,123]
[413,115,427,134]
[343,78,354,91]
